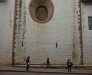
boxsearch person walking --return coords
[67,59,73,72]
[26,56,30,71]
[46,58,50,68]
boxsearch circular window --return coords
[35,5,48,21]
[29,0,54,23]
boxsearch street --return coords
[0,66,92,75]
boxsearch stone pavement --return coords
[0,66,92,75]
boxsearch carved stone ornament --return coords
[29,0,54,23]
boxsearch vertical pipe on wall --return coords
[12,0,18,66]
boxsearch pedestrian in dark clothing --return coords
[26,56,30,71]
[46,58,50,68]
[67,59,73,72]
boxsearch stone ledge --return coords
[14,65,92,70]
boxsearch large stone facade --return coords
[0,0,92,66]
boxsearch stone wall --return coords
[1,0,92,66]
[14,0,81,65]
[0,0,15,65]
[82,3,92,65]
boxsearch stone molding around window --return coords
[29,0,54,23]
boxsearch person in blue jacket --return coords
[67,59,73,72]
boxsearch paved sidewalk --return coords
[0,66,92,75]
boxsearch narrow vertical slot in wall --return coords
[56,42,57,48]
[22,41,23,46]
